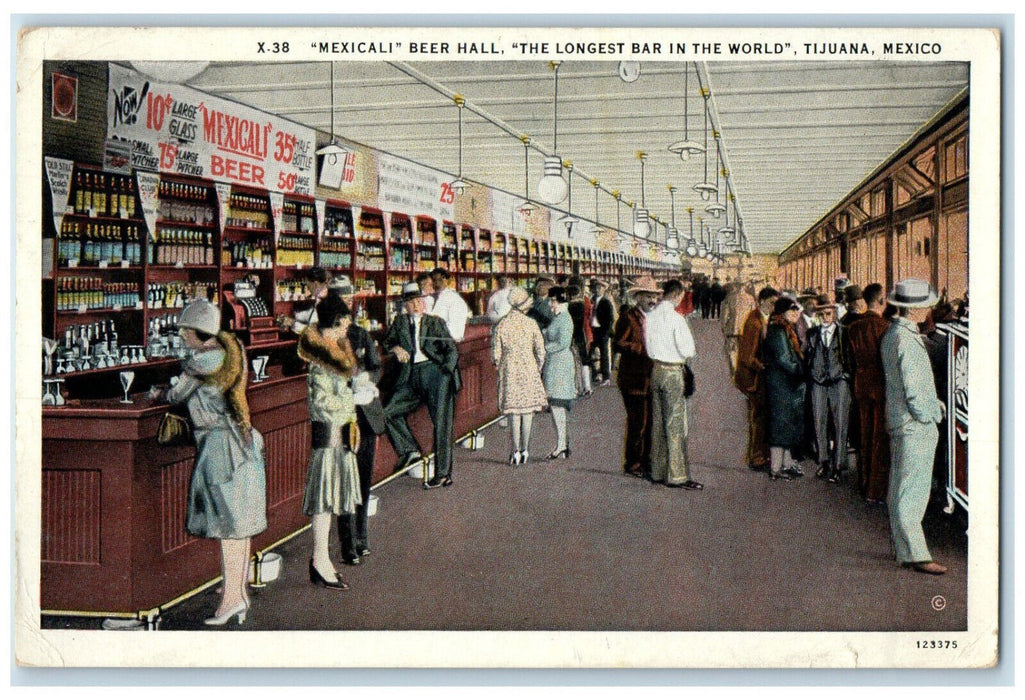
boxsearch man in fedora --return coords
[879,279,946,575]
[734,286,779,473]
[805,294,853,483]
[612,275,659,479]
[795,287,820,351]
[382,282,462,489]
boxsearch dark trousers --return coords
[858,396,891,501]
[594,334,612,381]
[620,391,652,473]
[745,386,770,468]
[338,407,377,558]
[384,361,456,478]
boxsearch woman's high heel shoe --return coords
[547,448,570,460]
[309,559,350,590]
[509,451,522,466]
[521,450,529,465]
[203,601,248,626]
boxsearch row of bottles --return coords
[146,281,189,310]
[275,278,313,302]
[324,208,353,237]
[416,219,437,246]
[226,193,270,229]
[282,201,316,233]
[151,227,216,266]
[72,171,137,218]
[146,313,186,359]
[58,221,143,267]
[356,242,385,271]
[319,238,352,269]
[223,239,273,268]
[276,235,316,267]
[158,182,215,225]
[389,247,412,270]
[389,220,413,244]
[56,277,141,311]
[50,320,143,374]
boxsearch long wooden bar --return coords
[40,323,498,614]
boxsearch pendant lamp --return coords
[705,136,727,218]
[518,136,536,216]
[537,62,568,205]
[685,207,697,257]
[449,95,468,196]
[633,151,651,239]
[317,62,349,164]
[668,62,705,162]
[666,185,680,250]
[558,162,579,237]
[693,87,718,202]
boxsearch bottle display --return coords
[319,237,352,269]
[276,235,316,267]
[56,277,141,311]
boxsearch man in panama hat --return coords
[879,279,946,575]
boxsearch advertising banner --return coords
[107,64,316,195]
[377,153,454,221]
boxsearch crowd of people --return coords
[159,264,966,624]
[732,275,967,576]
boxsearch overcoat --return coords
[612,306,652,396]
[763,320,806,448]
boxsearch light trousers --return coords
[887,420,939,564]
[649,363,691,485]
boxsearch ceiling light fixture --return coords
[633,151,651,239]
[316,62,349,164]
[519,135,536,216]
[668,62,705,162]
[590,179,603,236]
[693,87,718,202]
[448,95,468,196]
[558,161,579,237]
[705,134,727,219]
[537,61,568,205]
[618,61,641,83]
[666,185,680,250]
[697,216,708,258]
[685,207,697,257]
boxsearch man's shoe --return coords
[342,554,362,566]
[424,475,453,490]
[667,480,704,490]
[396,452,422,472]
[909,561,947,575]
[749,462,768,473]
[782,466,804,478]
[769,471,796,481]
[815,464,830,479]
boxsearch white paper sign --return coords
[108,64,315,195]
[377,153,453,221]
[43,157,74,236]
[134,171,160,243]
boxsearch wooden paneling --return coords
[41,469,101,564]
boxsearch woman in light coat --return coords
[542,286,576,459]
[492,286,547,465]
[167,301,266,626]
[298,293,361,590]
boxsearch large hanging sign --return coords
[377,153,454,221]
[107,64,316,195]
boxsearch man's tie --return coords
[408,315,417,354]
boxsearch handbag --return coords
[157,406,194,447]
[684,364,695,398]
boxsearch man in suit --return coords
[382,282,462,489]
[847,283,893,504]
[805,294,854,483]
[880,278,946,575]
[734,286,779,473]
[613,276,659,478]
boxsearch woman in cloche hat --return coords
[164,300,267,625]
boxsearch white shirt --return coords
[432,287,470,341]
[820,322,836,349]
[410,313,428,363]
[643,300,695,364]
[486,287,513,323]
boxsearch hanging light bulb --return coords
[668,62,705,162]
[666,185,680,250]
[719,187,736,241]
[537,61,568,205]
[316,62,349,164]
[697,216,708,258]
[448,95,468,196]
[706,135,727,219]
[558,161,579,237]
[685,207,697,257]
[693,84,718,202]
[633,152,651,239]
[519,135,536,216]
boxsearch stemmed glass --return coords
[251,355,269,383]
[42,338,58,377]
[119,370,135,404]
[42,380,57,406]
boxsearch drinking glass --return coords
[119,370,135,403]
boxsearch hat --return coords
[329,274,354,296]
[507,286,532,311]
[834,276,851,290]
[178,300,221,336]
[627,275,661,295]
[888,278,939,308]
[430,267,451,279]
[400,281,427,302]
[773,297,801,316]
[590,278,608,290]
[843,284,864,305]
[814,293,836,311]
[797,287,818,301]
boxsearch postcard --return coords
[14,23,1001,669]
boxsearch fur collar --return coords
[298,326,357,377]
[201,332,251,432]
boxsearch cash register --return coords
[223,277,278,346]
